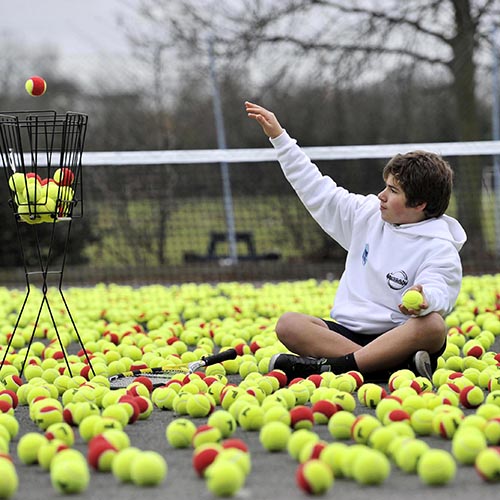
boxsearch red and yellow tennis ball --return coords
[192,424,222,448]
[289,405,314,430]
[296,459,334,495]
[311,400,338,425]
[25,75,47,96]
[192,443,223,477]
[402,290,424,310]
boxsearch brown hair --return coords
[383,150,453,218]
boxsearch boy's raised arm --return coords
[245,101,284,139]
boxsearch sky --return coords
[0,0,137,56]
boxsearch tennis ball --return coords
[298,440,328,464]
[324,411,351,441]
[289,405,314,430]
[192,443,222,477]
[287,429,319,461]
[130,451,167,486]
[0,414,19,440]
[208,410,237,438]
[352,448,391,485]
[319,442,348,478]
[296,459,334,495]
[101,403,130,428]
[166,418,197,448]
[17,432,48,464]
[186,393,213,418]
[25,75,47,96]
[402,290,424,310]
[483,418,500,445]
[112,447,142,482]
[417,449,456,485]
[44,422,75,446]
[367,426,397,455]
[351,414,382,444]
[263,405,291,426]
[361,383,387,408]
[394,438,430,473]
[410,408,434,436]
[152,386,178,410]
[52,167,75,186]
[206,460,245,497]
[451,428,487,464]
[432,410,463,439]
[192,424,222,448]
[37,439,69,470]
[375,397,402,421]
[475,446,500,482]
[213,447,251,477]
[50,455,90,494]
[0,457,18,498]
[34,405,63,430]
[311,400,338,425]
[459,385,485,409]
[238,404,265,431]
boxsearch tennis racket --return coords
[108,348,238,390]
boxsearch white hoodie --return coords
[270,131,467,335]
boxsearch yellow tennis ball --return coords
[37,439,68,470]
[0,457,18,498]
[451,428,487,465]
[287,429,319,461]
[206,460,245,497]
[367,426,397,455]
[351,414,382,444]
[238,404,265,431]
[111,447,142,482]
[213,448,251,477]
[17,432,48,464]
[296,458,334,494]
[402,290,424,310]
[410,408,434,436]
[207,410,237,438]
[394,438,430,473]
[263,405,292,426]
[328,410,357,440]
[259,421,292,452]
[0,414,19,440]
[352,448,391,485]
[130,451,167,486]
[50,455,90,494]
[166,418,197,448]
[186,393,213,418]
[319,442,348,478]
[417,449,456,485]
[475,447,500,482]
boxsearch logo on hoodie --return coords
[386,270,408,290]
[362,244,369,266]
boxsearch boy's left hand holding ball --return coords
[400,286,427,315]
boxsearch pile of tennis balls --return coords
[0,274,500,497]
[7,167,75,224]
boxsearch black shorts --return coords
[321,318,446,369]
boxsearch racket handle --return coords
[203,348,237,366]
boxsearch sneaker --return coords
[411,350,433,380]
[268,353,330,380]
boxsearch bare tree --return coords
[129,0,500,261]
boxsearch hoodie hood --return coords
[389,214,467,252]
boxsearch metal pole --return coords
[492,24,500,256]
[208,36,238,264]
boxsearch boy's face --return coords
[377,174,426,225]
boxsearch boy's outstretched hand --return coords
[245,101,284,139]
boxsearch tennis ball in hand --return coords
[402,290,424,310]
[25,76,47,96]
[417,449,456,485]
[130,451,168,486]
[0,457,18,499]
[296,459,334,495]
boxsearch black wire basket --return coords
[0,110,87,223]
[0,110,93,378]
